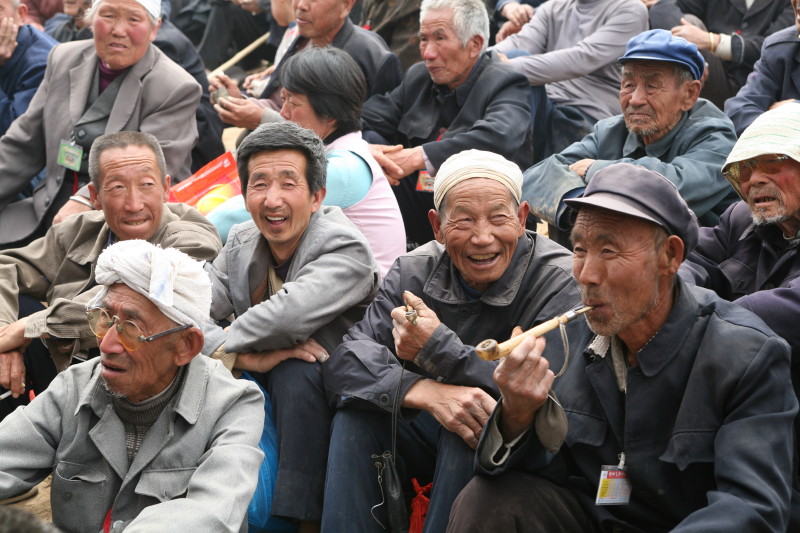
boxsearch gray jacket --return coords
[0,355,265,533]
[204,206,381,355]
[324,232,582,411]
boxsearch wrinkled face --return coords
[279,89,334,139]
[0,0,25,24]
[97,284,182,403]
[571,208,664,339]
[92,0,159,70]
[245,149,325,264]
[620,61,694,145]
[419,7,481,90]
[292,0,350,45]
[739,156,800,236]
[430,178,527,292]
[89,144,169,241]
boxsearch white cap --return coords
[433,150,523,210]
[93,0,161,20]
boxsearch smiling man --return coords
[321,149,581,533]
[0,130,221,420]
[448,163,797,533]
[523,29,739,245]
[0,240,264,532]
[202,121,380,531]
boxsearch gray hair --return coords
[89,131,167,188]
[621,61,694,86]
[420,0,489,54]
[237,122,327,195]
[84,0,159,27]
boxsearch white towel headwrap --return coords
[433,150,523,210]
[92,0,161,20]
[92,240,211,330]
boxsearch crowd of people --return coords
[1,0,800,531]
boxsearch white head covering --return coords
[93,0,161,20]
[723,103,800,197]
[433,150,523,210]
[91,240,211,330]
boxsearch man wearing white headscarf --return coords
[321,149,585,533]
[0,240,264,533]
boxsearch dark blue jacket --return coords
[725,26,800,135]
[0,25,56,136]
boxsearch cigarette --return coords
[0,390,12,400]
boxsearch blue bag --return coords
[240,371,297,533]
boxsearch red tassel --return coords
[409,478,432,533]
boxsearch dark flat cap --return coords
[619,29,704,81]
[565,163,699,257]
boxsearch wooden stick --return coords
[210,32,271,77]
[475,306,592,361]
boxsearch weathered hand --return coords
[383,147,425,183]
[0,349,25,398]
[569,158,595,179]
[208,73,244,99]
[500,2,534,26]
[405,379,497,449]
[390,291,441,362]
[214,96,264,129]
[368,144,406,185]
[53,198,94,224]
[0,17,19,67]
[0,320,30,354]
[671,19,709,49]
[494,335,553,441]
[234,338,329,373]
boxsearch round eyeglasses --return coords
[723,154,790,184]
[86,308,190,352]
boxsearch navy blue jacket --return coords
[725,26,800,135]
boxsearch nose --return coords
[279,100,291,121]
[575,253,603,288]
[263,185,283,209]
[627,84,648,107]
[294,0,308,12]
[123,188,144,212]
[421,42,437,61]
[470,219,494,246]
[99,323,125,354]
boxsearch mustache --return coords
[747,184,783,203]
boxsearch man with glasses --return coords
[0,130,221,420]
[682,104,800,506]
[0,239,264,532]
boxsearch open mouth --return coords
[468,252,498,265]
[123,219,147,226]
[751,194,779,207]
[265,215,287,226]
[101,361,126,376]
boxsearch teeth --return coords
[125,220,146,226]
[266,216,286,221]
[470,253,496,261]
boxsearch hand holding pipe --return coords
[475,306,592,361]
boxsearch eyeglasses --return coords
[86,308,190,352]
[723,154,790,184]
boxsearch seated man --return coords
[0,131,222,418]
[0,0,56,137]
[322,150,582,533]
[209,0,402,131]
[492,0,648,160]
[681,103,800,461]
[649,0,793,109]
[449,163,797,532]
[203,121,381,529]
[724,2,800,135]
[362,0,532,246]
[525,29,738,245]
[0,239,264,532]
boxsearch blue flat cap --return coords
[565,163,699,258]
[619,29,704,81]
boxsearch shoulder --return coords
[180,356,264,421]
[141,45,198,88]
[683,99,736,134]
[763,26,800,51]
[529,232,574,273]
[304,206,372,250]
[47,39,93,64]
[479,53,528,87]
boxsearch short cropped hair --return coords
[237,121,327,195]
[88,131,167,188]
[420,0,489,53]
[280,47,366,137]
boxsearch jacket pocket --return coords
[719,258,757,296]
[659,430,715,471]
[52,461,108,531]
[564,411,607,447]
[135,467,196,502]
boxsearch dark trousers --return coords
[528,84,595,164]
[196,0,274,71]
[0,296,57,421]
[257,358,333,522]
[322,408,476,533]
[446,470,599,533]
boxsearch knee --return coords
[268,358,323,396]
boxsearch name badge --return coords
[57,140,83,172]
[415,170,434,192]
[595,465,631,505]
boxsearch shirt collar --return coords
[622,110,690,159]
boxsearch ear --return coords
[88,183,102,210]
[516,201,530,237]
[149,18,162,42]
[162,174,171,202]
[428,209,445,243]
[467,34,483,59]
[311,187,326,212]
[172,327,204,367]
[680,80,702,111]
[661,235,685,275]
[16,2,27,21]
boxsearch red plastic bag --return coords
[169,152,241,215]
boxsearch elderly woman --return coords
[211,46,406,276]
[0,0,200,248]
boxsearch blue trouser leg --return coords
[422,429,477,533]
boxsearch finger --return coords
[9,352,24,397]
[509,326,524,339]
[0,353,9,389]
[402,291,426,313]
